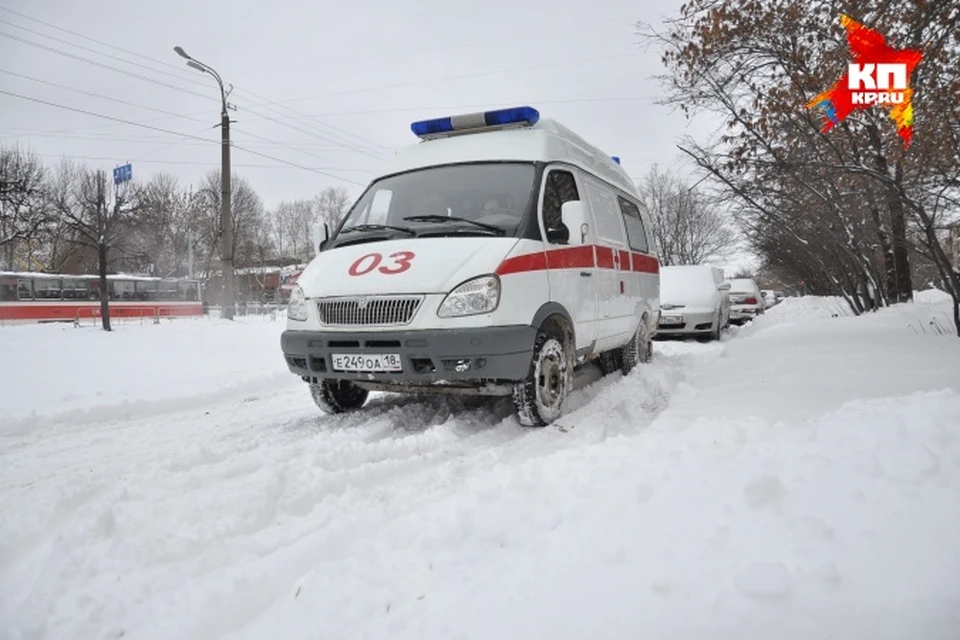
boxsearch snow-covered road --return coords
[2,294,960,639]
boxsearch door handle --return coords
[580,271,592,277]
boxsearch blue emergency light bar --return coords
[411,106,540,138]
[611,156,621,165]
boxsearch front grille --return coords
[317,296,423,326]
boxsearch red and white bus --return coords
[0,271,203,324]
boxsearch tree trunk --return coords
[98,242,111,332]
[869,206,896,302]
[865,125,913,303]
[953,298,960,338]
[888,191,913,303]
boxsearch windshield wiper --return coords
[340,224,415,236]
[403,215,505,235]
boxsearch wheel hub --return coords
[538,353,563,407]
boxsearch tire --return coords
[512,331,570,427]
[620,319,652,375]
[711,311,723,341]
[308,379,369,414]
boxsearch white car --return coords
[657,265,731,340]
[281,106,661,427]
[727,278,765,324]
[761,289,778,309]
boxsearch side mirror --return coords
[718,282,731,291]
[559,200,589,245]
[312,222,329,255]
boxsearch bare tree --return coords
[316,186,351,230]
[132,173,195,276]
[269,187,351,263]
[196,170,269,269]
[638,166,735,266]
[640,0,960,333]
[270,199,315,262]
[0,146,49,270]
[50,162,137,331]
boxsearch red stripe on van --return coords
[631,252,660,274]
[595,246,615,269]
[496,245,659,276]
[495,251,550,276]
[545,245,595,270]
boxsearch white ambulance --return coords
[281,106,660,426]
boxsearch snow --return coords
[660,265,719,306]
[2,297,960,639]
[0,316,289,435]
[727,277,760,294]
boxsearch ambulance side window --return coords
[618,196,649,253]
[583,179,626,245]
[541,170,579,243]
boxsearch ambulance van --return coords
[280,106,660,426]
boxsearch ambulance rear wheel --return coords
[309,379,369,414]
[620,320,652,375]
[513,331,570,427]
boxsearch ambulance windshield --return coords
[338,163,536,240]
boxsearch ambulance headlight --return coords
[287,285,308,321]
[437,275,500,318]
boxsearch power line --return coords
[0,6,396,162]
[229,103,391,168]
[0,128,389,152]
[233,87,394,149]
[0,30,218,104]
[0,68,212,125]
[0,5,213,87]
[0,17,213,92]
[30,152,373,172]
[0,89,367,185]
[0,66,387,168]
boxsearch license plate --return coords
[660,315,683,326]
[331,353,403,372]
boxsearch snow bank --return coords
[915,287,954,304]
[1,297,959,639]
[0,317,291,434]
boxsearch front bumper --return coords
[656,309,716,335]
[280,325,537,384]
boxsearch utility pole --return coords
[174,45,235,319]
[187,228,195,279]
[220,100,234,319]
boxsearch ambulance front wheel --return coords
[309,379,369,414]
[512,331,570,427]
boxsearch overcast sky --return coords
[0,0,728,208]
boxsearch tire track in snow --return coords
[0,340,723,639]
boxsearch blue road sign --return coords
[113,163,132,185]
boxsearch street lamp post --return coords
[174,45,235,320]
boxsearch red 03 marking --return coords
[347,251,416,276]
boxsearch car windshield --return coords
[336,163,536,243]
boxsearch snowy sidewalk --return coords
[0,316,293,434]
[1,296,959,640]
